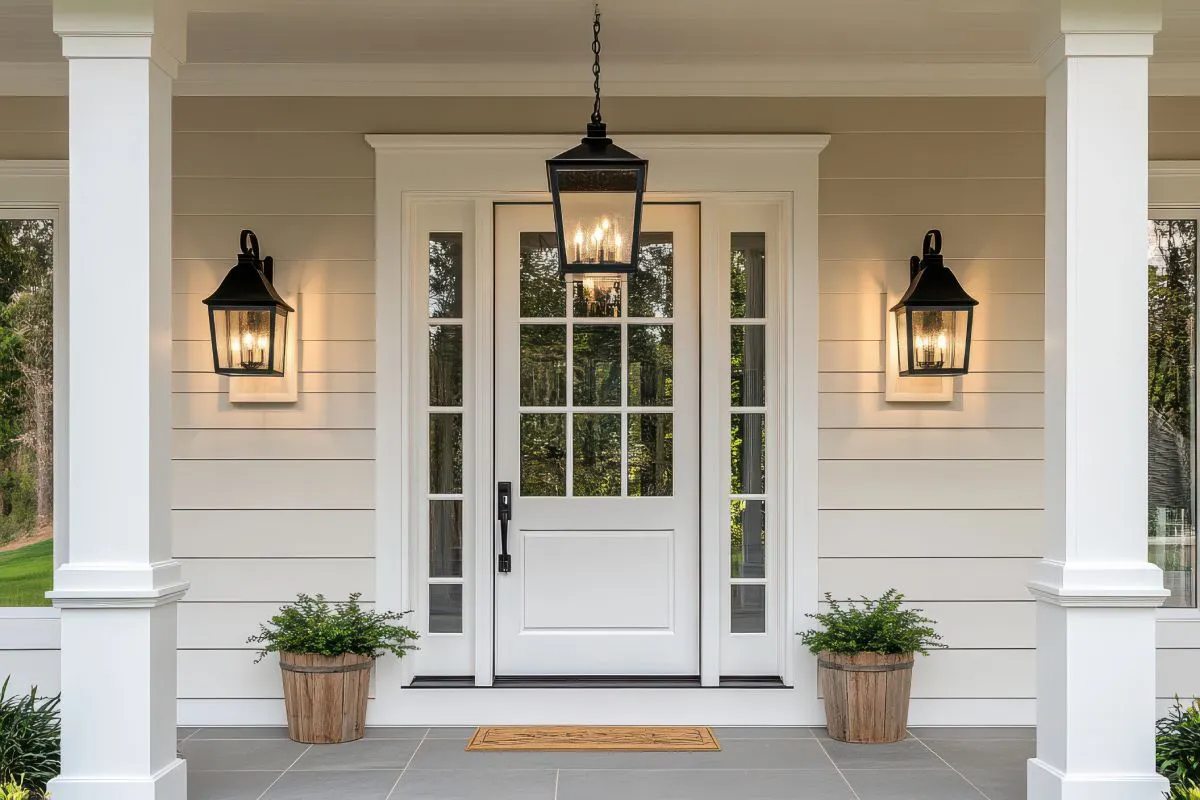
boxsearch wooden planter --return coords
[279,652,374,744]
[818,651,915,743]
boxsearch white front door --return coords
[493,203,700,676]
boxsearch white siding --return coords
[2,95,1200,720]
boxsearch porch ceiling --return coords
[1,0,1199,95]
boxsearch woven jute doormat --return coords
[466,726,721,752]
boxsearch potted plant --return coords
[248,593,418,744]
[799,589,943,744]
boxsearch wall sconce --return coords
[203,230,299,403]
[885,230,978,402]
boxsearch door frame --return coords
[368,134,828,721]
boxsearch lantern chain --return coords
[591,3,603,125]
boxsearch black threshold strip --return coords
[407,675,788,689]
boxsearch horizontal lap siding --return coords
[170,116,377,706]
[816,104,1046,719]
[6,96,1200,714]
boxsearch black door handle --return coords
[497,481,512,573]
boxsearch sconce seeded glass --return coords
[890,230,978,376]
[203,230,294,377]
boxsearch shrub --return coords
[0,776,36,800]
[1158,697,1200,798]
[0,677,59,798]
[799,589,945,656]
[248,592,419,663]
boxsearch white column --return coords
[1032,2,1166,800]
[49,2,188,799]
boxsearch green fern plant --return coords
[247,593,419,663]
[799,589,945,656]
[1158,697,1200,798]
[0,678,60,798]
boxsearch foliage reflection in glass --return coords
[731,233,766,319]
[429,414,463,494]
[628,325,672,406]
[429,325,463,407]
[521,414,566,496]
[520,325,567,406]
[573,413,622,497]
[629,233,673,318]
[628,414,672,496]
[520,232,565,318]
[731,413,766,494]
[1148,219,1198,608]
[428,233,462,318]
[573,325,621,406]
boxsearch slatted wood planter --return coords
[279,652,373,744]
[818,651,914,743]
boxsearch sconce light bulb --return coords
[574,228,584,245]
[601,217,610,231]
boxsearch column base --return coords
[1029,758,1168,800]
[47,757,186,800]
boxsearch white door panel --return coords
[494,203,700,676]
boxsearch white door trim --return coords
[369,134,827,721]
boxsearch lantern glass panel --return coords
[270,307,289,373]
[554,167,639,268]
[213,307,284,375]
[894,307,972,375]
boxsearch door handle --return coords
[497,481,512,574]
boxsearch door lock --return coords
[497,481,512,574]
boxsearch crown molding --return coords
[1,58,1199,97]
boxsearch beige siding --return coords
[3,95,1200,717]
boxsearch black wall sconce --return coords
[889,230,978,377]
[203,230,294,377]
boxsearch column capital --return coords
[53,0,187,76]
[1034,0,1161,73]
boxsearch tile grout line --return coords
[910,732,992,800]
[385,727,430,799]
[253,743,311,800]
[181,728,202,743]
[813,733,863,800]
[554,768,560,800]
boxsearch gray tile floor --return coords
[179,725,1033,800]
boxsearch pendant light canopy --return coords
[546,4,647,277]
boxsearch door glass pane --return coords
[731,500,766,579]
[573,413,622,497]
[573,325,621,406]
[1148,218,1198,607]
[429,414,463,493]
[429,500,462,578]
[628,414,672,496]
[628,325,673,406]
[429,584,463,633]
[731,585,766,633]
[521,413,566,496]
[731,232,766,318]
[429,325,463,406]
[520,232,565,317]
[629,232,673,318]
[520,324,567,406]
[731,413,766,494]
[731,325,766,407]
[429,232,463,318]
[573,278,622,318]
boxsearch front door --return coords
[493,203,700,676]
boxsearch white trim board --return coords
[4,59,1200,97]
[369,134,826,721]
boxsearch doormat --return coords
[466,726,720,751]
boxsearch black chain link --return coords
[591,3,602,124]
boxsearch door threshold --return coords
[408,676,788,689]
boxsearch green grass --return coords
[0,539,52,607]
